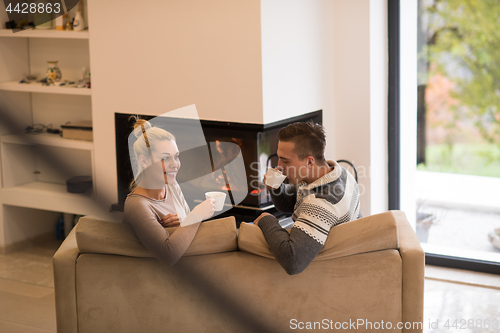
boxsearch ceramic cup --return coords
[205,191,226,211]
[265,167,287,189]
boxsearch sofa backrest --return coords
[76,216,238,257]
[238,211,400,260]
[76,211,403,261]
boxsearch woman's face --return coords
[155,140,181,184]
[139,140,181,187]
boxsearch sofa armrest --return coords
[393,210,425,332]
[52,227,80,333]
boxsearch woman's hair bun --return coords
[131,117,152,139]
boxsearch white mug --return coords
[265,167,287,189]
[205,191,227,211]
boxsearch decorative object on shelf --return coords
[61,120,93,141]
[34,11,53,30]
[81,67,91,87]
[66,176,92,194]
[38,77,50,86]
[73,11,85,31]
[55,15,64,30]
[46,61,62,84]
[24,123,61,135]
[66,18,74,31]
[62,14,69,30]
[5,20,16,29]
[25,123,47,134]
[16,19,29,29]
[82,67,90,83]
[24,74,38,82]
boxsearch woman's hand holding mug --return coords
[192,198,216,221]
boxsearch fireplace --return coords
[113,110,322,222]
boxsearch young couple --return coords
[124,119,361,274]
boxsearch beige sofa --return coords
[53,211,424,333]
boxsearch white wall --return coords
[330,0,388,218]
[260,0,332,124]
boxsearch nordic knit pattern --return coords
[292,161,361,245]
[258,160,361,274]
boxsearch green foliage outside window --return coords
[418,0,500,177]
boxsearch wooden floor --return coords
[0,239,61,333]
[0,239,499,333]
[0,279,55,332]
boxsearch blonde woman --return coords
[123,118,215,266]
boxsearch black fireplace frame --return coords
[112,110,322,219]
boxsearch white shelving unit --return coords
[0,81,91,95]
[0,0,96,251]
[1,132,93,151]
[0,40,94,210]
[0,133,95,200]
[0,181,98,216]
[0,29,89,39]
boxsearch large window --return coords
[390,0,500,274]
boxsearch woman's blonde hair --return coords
[129,116,176,191]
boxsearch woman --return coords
[123,118,215,266]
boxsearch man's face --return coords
[276,141,308,185]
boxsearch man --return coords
[254,122,361,275]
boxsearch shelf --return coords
[0,29,89,39]
[0,81,91,95]
[0,181,100,216]
[1,133,93,150]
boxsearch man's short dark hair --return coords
[278,122,326,163]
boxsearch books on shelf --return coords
[61,121,93,141]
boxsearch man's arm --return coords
[256,214,323,275]
[270,183,297,213]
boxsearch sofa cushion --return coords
[238,211,400,260]
[76,216,237,257]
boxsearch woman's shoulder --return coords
[124,192,157,210]
[125,191,147,202]
[123,193,162,224]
